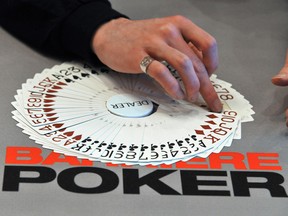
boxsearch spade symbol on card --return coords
[140,144,148,152]
[64,78,74,83]
[81,73,90,78]
[72,75,81,80]
[118,144,127,150]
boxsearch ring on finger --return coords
[140,56,155,74]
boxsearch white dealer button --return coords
[106,93,153,118]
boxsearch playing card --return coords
[11,61,254,166]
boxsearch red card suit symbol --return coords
[205,120,217,125]
[207,114,218,119]
[45,94,56,98]
[52,85,62,90]
[47,89,58,93]
[57,81,67,86]
[44,99,54,103]
[45,113,56,117]
[63,131,74,137]
[53,123,64,128]
[48,117,59,122]
[201,125,212,130]
[195,130,205,135]
[43,108,54,113]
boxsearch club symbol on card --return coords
[129,144,138,151]
[107,143,117,150]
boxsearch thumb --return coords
[272,49,288,86]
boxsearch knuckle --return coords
[152,67,167,80]
[203,36,217,50]
[159,23,179,38]
[187,82,200,98]
[171,15,187,23]
[177,55,193,72]
[166,81,181,96]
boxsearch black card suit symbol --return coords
[107,143,117,149]
[140,145,148,151]
[98,142,107,147]
[176,140,183,147]
[129,144,138,151]
[72,75,81,80]
[118,144,127,150]
[82,137,92,143]
[65,78,74,83]
[191,135,197,141]
[81,73,90,78]
[91,140,100,146]
[151,144,158,151]
[168,143,175,149]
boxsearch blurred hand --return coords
[92,16,222,112]
[271,49,288,126]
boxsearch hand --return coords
[271,49,288,126]
[92,16,222,112]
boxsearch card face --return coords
[11,61,254,166]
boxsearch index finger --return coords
[173,16,219,75]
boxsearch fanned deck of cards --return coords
[11,62,254,166]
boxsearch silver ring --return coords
[140,56,154,74]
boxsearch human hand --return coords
[271,49,288,126]
[92,16,222,112]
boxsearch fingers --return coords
[147,60,185,100]
[173,15,219,75]
[272,49,288,86]
[146,28,222,112]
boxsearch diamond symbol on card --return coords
[207,114,218,119]
[201,125,212,130]
[195,130,205,135]
[205,120,217,125]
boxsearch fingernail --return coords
[212,99,223,113]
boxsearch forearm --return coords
[0,0,127,64]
